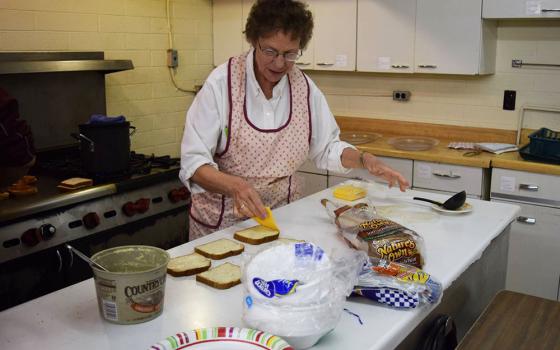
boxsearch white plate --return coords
[149,327,293,350]
[431,202,472,214]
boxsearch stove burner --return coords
[33,147,179,184]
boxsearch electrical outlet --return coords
[503,90,516,110]
[167,49,178,68]
[393,90,411,101]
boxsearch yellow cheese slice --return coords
[253,207,279,231]
[333,185,367,201]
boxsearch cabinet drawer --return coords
[491,169,560,206]
[328,156,413,185]
[413,161,484,196]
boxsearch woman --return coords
[180,0,409,240]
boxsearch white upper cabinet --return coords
[357,0,496,75]
[357,0,416,73]
[305,0,357,71]
[414,0,496,75]
[483,0,560,19]
[214,0,496,75]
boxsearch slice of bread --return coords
[234,225,280,245]
[196,262,241,289]
[194,238,244,260]
[167,252,211,277]
[60,177,93,188]
[276,237,305,245]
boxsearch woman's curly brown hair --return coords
[244,0,314,50]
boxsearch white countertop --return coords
[0,182,519,350]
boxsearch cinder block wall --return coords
[0,0,213,157]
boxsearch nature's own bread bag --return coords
[322,199,425,268]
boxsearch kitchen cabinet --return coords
[414,0,496,75]
[483,0,560,19]
[356,0,416,73]
[490,168,560,301]
[328,156,414,186]
[356,0,496,75]
[297,0,357,71]
[413,161,489,199]
[213,0,356,71]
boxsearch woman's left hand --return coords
[362,152,410,191]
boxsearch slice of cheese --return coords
[333,185,367,201]
[252,206,279,231]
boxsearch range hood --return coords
[0,52,133,75]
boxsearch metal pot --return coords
[71,122,135,175]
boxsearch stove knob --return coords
[21,228,41,247]
[83,212,100,230]
[135,198,150,214]
[179,187,190,201]
[168,187,190,203]
[39,224,56,240]
[122,201,136,217]
[168,189,182,203]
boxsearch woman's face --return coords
[253,31,300,87]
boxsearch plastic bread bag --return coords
[353,257,442,309]
[241,242,365,346]
[321,198,425,268]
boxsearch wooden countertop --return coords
[457,290,560,350]
[337,117,560,176]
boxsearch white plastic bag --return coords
[242,242,365,349]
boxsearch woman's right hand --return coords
[228,176,268,219]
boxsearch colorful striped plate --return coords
[149,327,293,350]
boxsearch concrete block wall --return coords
[0,0,213,157]
[308,20,560,132]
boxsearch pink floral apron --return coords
[189,52,311,240]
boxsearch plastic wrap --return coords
[322,198,425,268]
[242,242,365,349]
[353,257,442,309]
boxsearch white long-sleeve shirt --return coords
[179,49,354,193]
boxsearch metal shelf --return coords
[0,52,133,75]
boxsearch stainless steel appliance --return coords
[0,152,190,311]
[0,52,190,311]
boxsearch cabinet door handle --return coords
[517,216,536,224]
[418,64,437,68]
[317,62,334,66]
[519,184,539,191]
[296,62,311,66]
[391,64,410,69]
[541,8,560,12]
[433,172,461,179]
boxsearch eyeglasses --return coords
[257,41,302,62]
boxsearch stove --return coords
[0,148,190,310]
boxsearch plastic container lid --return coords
[387,136,439,151]
[340,131,382,145]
